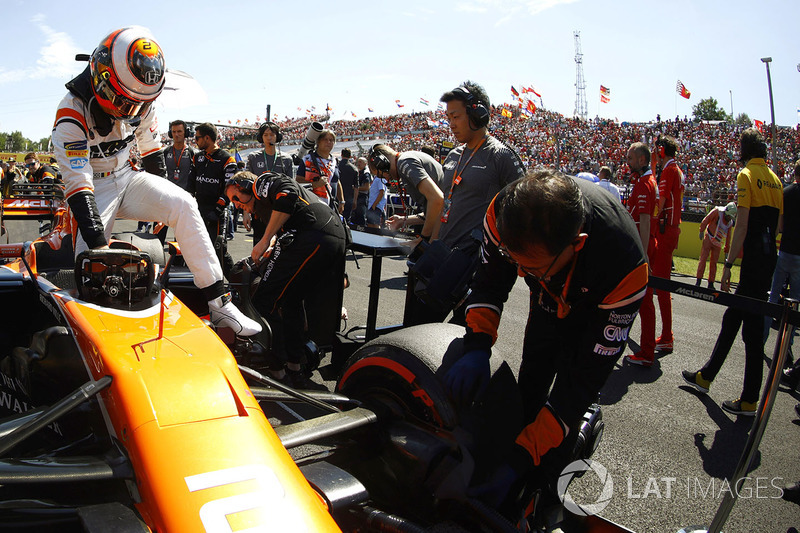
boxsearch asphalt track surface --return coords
[6,216,799,533]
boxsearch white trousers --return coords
[74,167,222,290]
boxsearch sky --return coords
[1,0,798,142]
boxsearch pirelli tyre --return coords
[337,323,502,430]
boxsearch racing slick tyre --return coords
[337,323,500,430]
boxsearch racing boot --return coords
[208,292,262,336]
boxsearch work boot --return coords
[695,278,702,287]
[708,280,716,290]
[207,293,262,336]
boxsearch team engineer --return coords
[444,169,648,506]
[225,171,348,389]
[51,26,260,336]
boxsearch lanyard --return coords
[263,149,278,172]
[446,137,486,201]
[172,146,186,165]
[537,252,579,319]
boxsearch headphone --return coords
[369,145,391,173]
[452,86,490,129]
[258,122,283,144]
[168,120,194,139]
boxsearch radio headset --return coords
[258,121,283,144]
[168,120,194,139]
[369,145,392,174]
[452,86,490,129]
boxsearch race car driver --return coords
[444,169,648,507]
[51,26,261,336]
[225,171,348,389]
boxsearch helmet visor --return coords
[95,79,146,119]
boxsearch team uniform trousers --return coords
[652,224,679,340]
[253,229,346,366]
[700,158,782,403]
[76,165,221,290]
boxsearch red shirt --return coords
[628,170,658,241]
[658,159,684,226]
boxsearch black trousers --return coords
[253,230,346,365]
[700,253,776,402]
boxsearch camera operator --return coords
[189,122,237,274]
[296,128,339,206]
[444,169,647,510]
[368,143,444,242]
[352,157,372,228]
[246,121,293,244]
[225,171,347,389]
[338,148,359,223]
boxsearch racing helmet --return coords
[724,202,737,219]
[89,26,165,119]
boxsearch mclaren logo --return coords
[4,199,52,208]
[676,287,717,302]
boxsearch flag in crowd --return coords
[600,85,610,104]
[395,99,405,108]
[351,112,357,118]
[754,119,765,133]
[368,108,374,112]
[522,85,542,97]
[437,102,444,111]
[501,108,512,118]
[676,80,691,99]
[420,98,429,106]
[326,103,331,112]
[510,86,520,98]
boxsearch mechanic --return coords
[155,119,197,243]
[368,143,444,242]
[651,135,685,354]
[225,171,347,389]
[407,81,525,326]
[246,121,293,244]
[52,26,260,337]
[444,169,647,508]
[23,153,58,184]
[189,122,237,275]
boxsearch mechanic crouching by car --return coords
[225,171,348,390]
[444,169,648,510]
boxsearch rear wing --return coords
[2,183,65,220]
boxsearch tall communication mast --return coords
[573,31,588,121]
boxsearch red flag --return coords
[600,95,610,104]
[526,85,542,97]
[754,119,764,133]
[526,100,537,113]
[676,80,691,99]
[395,99,404,108]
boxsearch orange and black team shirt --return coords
[252,173,342,236]
[190,147,237,208]
[463,178,647,453]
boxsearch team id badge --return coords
[441,198,452,223]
